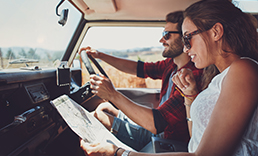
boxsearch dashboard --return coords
[0,68,86,155]
[0,66,160,155]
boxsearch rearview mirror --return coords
[56,0,69,26]
[58,9,68,26]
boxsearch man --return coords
[79,11,203,151]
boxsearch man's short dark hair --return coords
[166,11,184,33]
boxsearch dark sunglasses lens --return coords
[164,34,169,40]
[182,37,191,49]
[162,31,169,40]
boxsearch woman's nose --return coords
[183,46,189,53]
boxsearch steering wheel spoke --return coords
[80,51,109,78]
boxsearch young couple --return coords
[80,0,258,155]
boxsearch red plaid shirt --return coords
[137,58,203,143]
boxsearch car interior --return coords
[0,0,257,155]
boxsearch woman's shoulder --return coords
[221,58,258,101]
[231,57,258,70]
[229,57,258,80]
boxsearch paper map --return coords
[50,95,133,150]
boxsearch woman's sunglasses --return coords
[182,30,201,50]
[162,31,181,40]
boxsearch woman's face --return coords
[182,17,214,69]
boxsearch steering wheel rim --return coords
[80,51,109,78]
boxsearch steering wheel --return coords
[80,51,118,108]
[80,51,109,78]
[70,51,116,107]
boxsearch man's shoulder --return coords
[184,61,198,70]
[149,58,175,68]
[163,58,175,66]
[184,61,203,75]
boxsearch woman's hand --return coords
[90,74,116,101]
[172,68,199,96]
[80,139,117,156]
[79,46,101,59]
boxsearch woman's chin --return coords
[193,62,205,69]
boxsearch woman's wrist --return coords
[181,86,199,97]
[114,147,125,156]
[184,102,191,107]
[175,87,199,102]
[185,96,196,103]
[184,88,199,97]
[113,147,132,156]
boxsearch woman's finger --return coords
[80,140,101,155]
[178,70,190,89]
[172,72,184,90]
[80,140,116,156]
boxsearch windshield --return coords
[78,26,165,88]
[0,0,81,69]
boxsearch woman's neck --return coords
[215,54,240,72]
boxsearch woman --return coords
[80,0,258,155]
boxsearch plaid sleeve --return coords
[157,88,185,126]
[137,60,145,78]
[137,58,174,79]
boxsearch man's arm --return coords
[90,74,158,134]
[112,91,158,134]
[79,47,138,75]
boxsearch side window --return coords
[0,0,81,69]
[79,26,164,89]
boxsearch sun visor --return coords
[83,0,117,14]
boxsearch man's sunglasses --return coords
[182,30,201,50]
[162,31,182,40]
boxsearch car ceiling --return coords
[69,0,200,21]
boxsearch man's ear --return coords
[211,22,224,41]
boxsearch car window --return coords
[79,26,165,89]
[0,0,81,70]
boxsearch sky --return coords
[0,0,81,51]
[82,27,164,51]
[232,0,258,13]
[0,0,257,52]
[0,0,163,52]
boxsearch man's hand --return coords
[90,74,116,101]
[79,46,101,59]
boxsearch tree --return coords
[18,48,27,58]
[6,48,16,59]
[28,48,41,59]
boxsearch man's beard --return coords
[162,37,183,58]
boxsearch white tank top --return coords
[188,58,258,155]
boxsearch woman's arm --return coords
[184,99,193,137]
[172,68,199,137]
[195,59,258,156]
[80,139,194,156]
[87,59,258,156]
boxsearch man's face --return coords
[159,22,183,58]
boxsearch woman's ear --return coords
[211,23,224,41]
